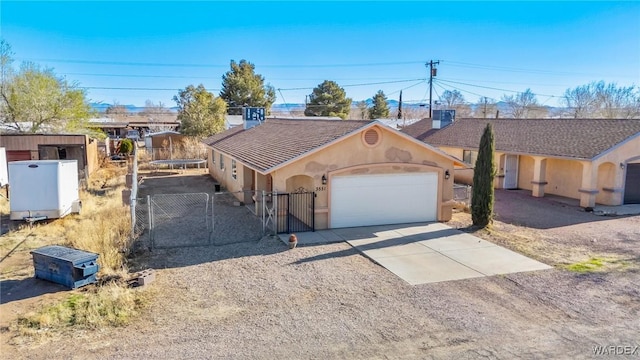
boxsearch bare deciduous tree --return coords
[562,81,639,119]
[440,90,465,107]
[474,97,498,118]
[562,83,599,118]
[594,82,639,119]
[501,88,547,118]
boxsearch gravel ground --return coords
[2,172,639,359]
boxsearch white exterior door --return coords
[503,155,519,189]
[330,173,438,228]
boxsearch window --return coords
[231,160,237,180]
[211,150,215,164]
[220,153,224,170]
[463,150,477,165]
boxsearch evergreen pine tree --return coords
[369,90,390,119]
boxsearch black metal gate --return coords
[275,191,315,233]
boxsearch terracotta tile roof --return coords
[404,118,640,160]
[202,119,372,172]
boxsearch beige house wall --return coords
[591,135,640,205]
[544,159,583,199]
[433,134,640,206]
[209,124,456,230]
[270,125,455,229]
[208,149,248,194]
[517,155,535,191]
[439,146,474,184]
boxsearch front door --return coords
[503,155,519,189]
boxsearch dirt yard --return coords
[1,172,638,359]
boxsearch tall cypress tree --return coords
[471,123,496,227]
[397,90,403,119]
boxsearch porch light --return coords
[620,163,625,169]
[445,170,450,180]
[322,175,327,185]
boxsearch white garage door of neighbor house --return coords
[330,173,438,228]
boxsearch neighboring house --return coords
[203,118,464,230]
[402,118,640,207]
[88,115,180,138]
[0,134,100,178]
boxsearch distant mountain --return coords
[90,102,178,114]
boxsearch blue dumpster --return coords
[31,245,99,289]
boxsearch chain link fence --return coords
[453,184,472,206]
[211,191,266,246]
[149,193,213,249]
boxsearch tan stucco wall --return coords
[596,162,617,204]
[544,159,583,199]
[440,146,472,185]
[208,149,249,195]
[518,155,535,191]
[269,125,455,229]
[591,135,640,205]
[434,133,640,206]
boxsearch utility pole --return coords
[482,97,488,119]
[427,60,440,119]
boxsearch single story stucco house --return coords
[203,118,465,231]
[402,118,640,207]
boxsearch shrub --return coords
[119,139,134,155]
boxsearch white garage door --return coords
[330,173,438,228]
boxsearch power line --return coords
[442,60,607,77]
[20,58,426,69]
[61,72,419,82]
[433,79,498,101]
[436,78,560,98]
[81,86,221,91]
[385,80,427,97]
[277,78,426,91]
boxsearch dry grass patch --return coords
[4,164,152,340]
[13,283,150,337]
[564,256,632,273]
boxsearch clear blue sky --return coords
[1,1,639,107]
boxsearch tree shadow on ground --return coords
[132,235,290,270]
[492,189,634,229]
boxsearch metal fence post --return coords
[274,190,278,235]
[147,195,152,249]
[262,190,266,234]
[130,145,137,240]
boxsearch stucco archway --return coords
[285,175,314,193]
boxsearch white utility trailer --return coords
[0,147,7,187]
[8,160,81,222]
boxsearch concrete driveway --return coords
[283,222,552,285]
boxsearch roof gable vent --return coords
[363,127,381,147]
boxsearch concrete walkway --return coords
[281,223,552,285]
